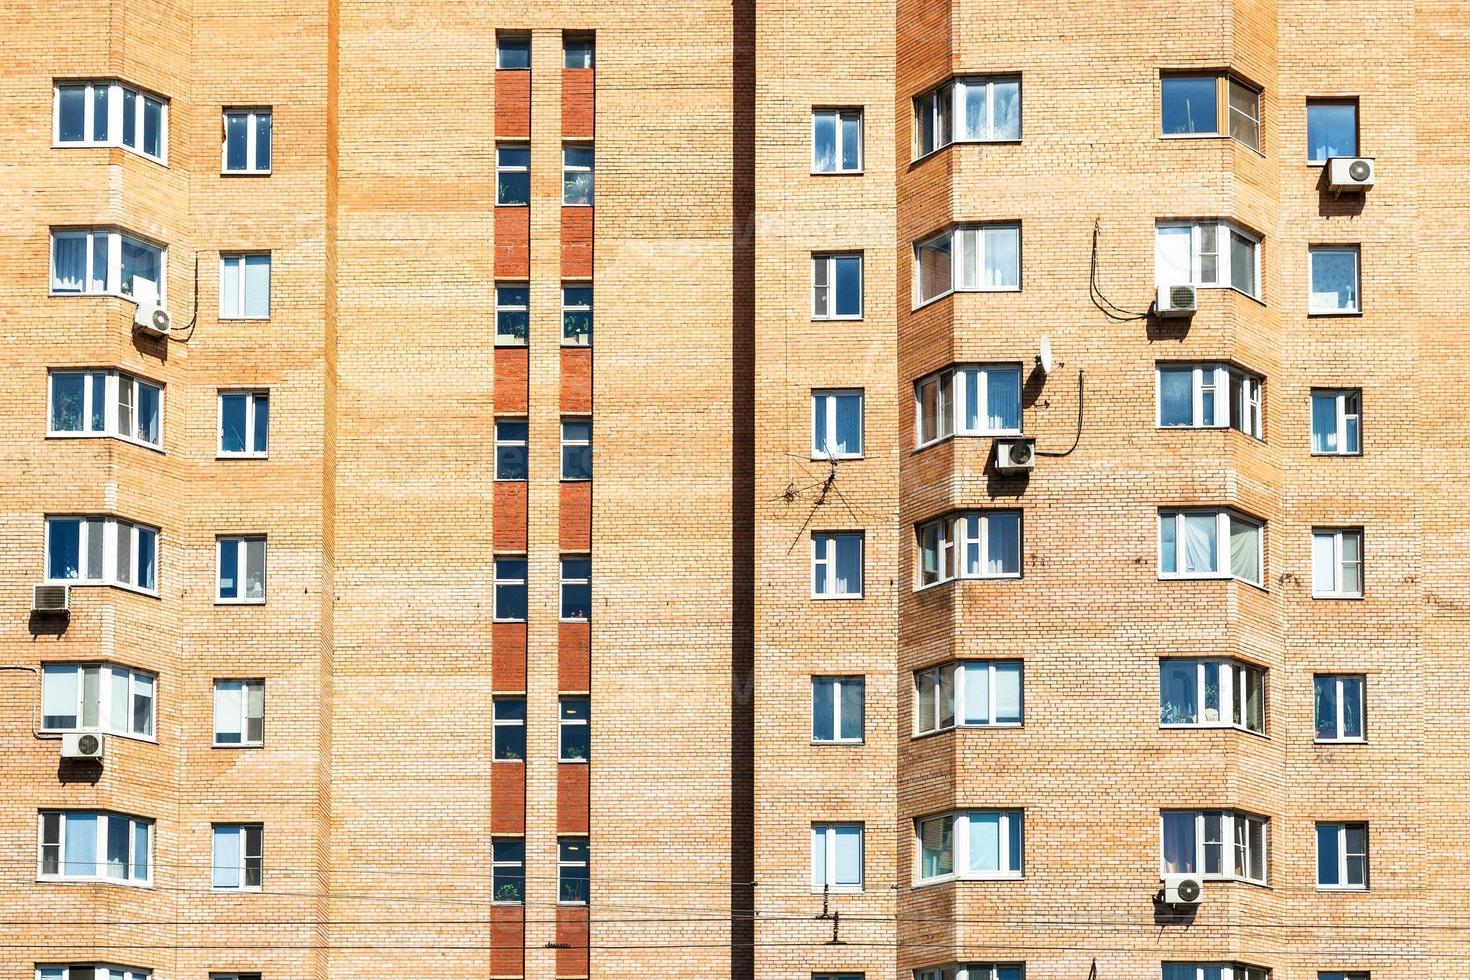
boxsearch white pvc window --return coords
[914,224,1020,305]
[1309,246,1360,314]
[812,108,863,173]
[914,75,1021,157]
[1316,822,1368,889]
[218,390,269,457]
[812,532,863,599]
[813,253,863,320]
[563,144,594,206]
[219,253,271,319]
[1158,509,1262,586]
[562,283,593,345]
[49,370,162,448]
[45,516,158,594]
[213,679,265,747]
[1162,965,1269,980]
[38,967,151,980]
[915,365,1022,447]
[916,810,1023,883]
[1156,363,1262,438]
[917,967,1023,980]
[54,80,167,162]
[1160,810,1268,884]
[494,558,527,622]
[1154,220,1259,299]
[915,661,1023,735]
[212,824,263,891]
[495,283,529,344]
[1158,658,1265,733]
[811,823,863,891]
[917,511,1022,587]
[41,663,155,738]
[222,109,271,174]
[496,145,530,206]
[1312,528,1363,598]
[558,837,590,904]
[561,418,592,481]
[38,810,151,885]
[217,536,267,603]
[561,556,591,621]
[812,676,864,744]
[1311,389,1361,455]
[812,389,864,459]
[1314,674,1365,743]
[50,228,165,303]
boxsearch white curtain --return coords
[1230,518,1260,583]
[1155,225,1192,286]
[213,827,241,888]
[1183,514,1217,573]
[1160,812,1196,873]
[968,812,1000,872]
[216,681,244,740]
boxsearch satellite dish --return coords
[1037,336,1054,376]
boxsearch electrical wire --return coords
[1035,369,1084,458]
[1088,218,1152,321]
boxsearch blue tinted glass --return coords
[1160,368,1194,426]
[1162,76,1218,135]
[1307,103,1357,162]
[255,112,272,170]
[226,113,248,170]
[987,368,1021,431]
[48,519,80,579]
[834,256,862,316]
[58,86,86,141]
[221,394,248,453]
[253,395,269,453]
[812,679,835,740]
[1317,824,1339,884]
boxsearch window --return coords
[915,661,1023,735]
[49,370,162,448]
[1154,221,1259,299]
[493,838,525,903]
[45,516,158,594]
[51,228,164,302]
[1162,966,1268,980]
[564,35,595,69]
[218,391,269,457]
[560,556,591,620]
[561,418,592,480]
[497,35,530,69]
[493,558,527,622]
[1318,973,1368,980]
[1313,528,1364,598]
[496,145,530,206]
[813,108,863,173]
[812,253,863,319]
[212,824,263,891]
[558,837,589,903]
[1161,73,1260,150]
[563,144,594,206]
[917,512,1022,587]
[38,810,150,884]
[38,966,150,980]
[914,75,1021,157]
[211,975,262,980]
[1160,810,1268,884]
[562,283,593,345]
[54,80,167,162]
[493,698,526,761]
[1314,674,1365,742]
[812,389,864,459]
[213,679,265,747]
[1309,246,1360,314]
[495,419,528,480]
[1311,389,1361,455]
[1156,364,1262,438]
[917,967,1023,980]
[914,365,1022,447]
[1317,822,1369,889]
[1158,509,1262,586]
[41,663,155,738]
[812,532,862,599]
[559,697,590,761]
[1307,100,1358,163]
[1158,659,1265,733]
[914,224,1021,305]
[811,823,862,891]
[812,676,864,744]
[495,283,529,344]
[217,536,267,603]
[814,975,864,980]
[222,108,271,174]
[916,810,1023,883]
[219,253,271,319]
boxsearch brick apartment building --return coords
[0,0,1467,978]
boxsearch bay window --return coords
[39,810,150,884]
[915,364,1022,447]
[914,224,1021,305]
[811,823,863,891]
[1158,509,1262,586]
[917,967,1023,980]
[812,389,864,459]
[1162,966,1268,980]
[54,80,167,162]
[914,75,1021,157]
[41,663,155,738]
[1312,528,1363,598]
[1158,658,1265,733]
[38,967,150,980]
[1310,389,1361,455]
[1154,220,1259,299]
[1156,363,1262,438]
[49,370,162,448]
[1316,822,1369,889]
[213,679,265,747]
[1160,72,1260,151]
[917,511,1022,587]
[915,661,1022,735]
[916,810,1023,883]
[812,532,863,599]
[51,228,165,302]
[1160,810,1268,884]
[217,535,267,603]
[212,824,263,890]
[45,516,158,593]
[1314,674,1365,742]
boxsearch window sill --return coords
[1315,737,1366,745]
[559,618,590,624]
[560,477,592,484]
[212,887,263,894]
[1312,593,1365,601]
[217,453,269,460]
[915,873,1024,888]
[493,619,528,625]
[811,453,864,462]
[559,758,590,765]
[557,900,590,907]
[811,169,865,177]
[1159,723,1269,740]
[811,738,865,746]
[1157,574,1266,592]
[561,341,593,348]
[54,142,168,167]
[809,887,862,896]
[562,203,595,209]
[221,170,272,177]
[47,432,166,455]
[216,598,267,606]
[811,594,864,601]
[213,742,265,749]
[495,203,530,209]
[220,315,272,322]
[1310,451,1362,458]
[812,315,865,323]
[1316,885,1369,893]
[37,876,152,889]
[1307,309,1363,318]
[914,574,1022,594]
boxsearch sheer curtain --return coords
[1160,812,1196,873]
[987,368,1020,431]
[1183,514,1217,573]
[1230,517,1260,583]
[52,234,86,292]
[968,812,1001,872]
[1155,225,1192,286]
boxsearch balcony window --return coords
[915,365,1022,447]
[917,512,1022,587]
[1160,810,1268,884]
[49,370,162,448]
[1156,363,1262,438]
[1155,220,1259,299]
[915,224,1020,305]
[914,75,1020,157]
[915,661,1022,734]
[1159,658,1265,733]
[41,663,155,738]
[1158,509,1262,586]
[917,810,1023,883]
[1161,73,1260,151]
[54,80,167,162]
[45,516,157,594]
[51,228,164,302]
[39,810,150,885]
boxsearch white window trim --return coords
[1161,965,1269,980]
[1159,810,1269,885]
[212,678,265,748]
[559,555,591,622]
[1312,527,1364,599]
[914,364,1024,448]
[53,80,169,164]
[562,142,594,207]
[811,532,863,600]
[917,967,1024,980]
[1157,658,1265,734]
[559,697,590,762]
[211,824,264,892]
[39,663,157,742]
[1314,674,1366,744]
[914,661,1024,735]
[220,108,271,175]
[1159,73,1257,142]
[37,810,152,887]
[1154,220,1261,299]
[561,282,593,346]
[913,224,1023,308]
[216,535,267,605]
[47,369,165,452]
[916,511,1023,588]
[494,418,528,481]
[560,417,592,482]
[915,810,1024,885]
[1157,508,1263,586]
[810,823,864,893]
[811,388,864,460]
[1308,245,1361,315]
[37,967,151,980]
[49,227,167,302]
[1317,822,1369,891]
[557,836,590,906]
[811,107,864,174]
[811,675,865,745]
[493,698,526,761]
[1305,99,1359,165]
[493,556,527,623]
[44,516,159,596]
[1154,363,1263,438]
[1310,388,1361,456]
[812,252,864,321]
[218,253,271,320]
[496,144,530,206]
[912,74,1023,160]
[495,281,529,345]
[217,390,269,459]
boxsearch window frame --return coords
[914,364,1024,448]
[44,515,159,596]
[811,531,864,600]
[217,389,270,459]
[1159,809,1269,885]
[53,80,168,164]
[495,282,530,345]
[563,34,595,70]
[1312,527,1364,599]
[914,660,1024,735]
[47,369,164,450]
[212,678,266,748]
[811,675,865,745]
[38,967,152,980]
[1306,98,1359,165]
[558,836,590,905]
[493,556,528,623]
[562,142,594,207]
[495,144,531,207]
[811,107,864,174]
[1157,657,1266,734]
[50,227,167,302]
[812,252,864,320]
[560,417,592,482]
[560,555,591,622]
[1316,821,1369,891]
[1310,388,1362,456]
[913,223,1023,307]
[494,418,528,481]
[1313,673,1366,744]
[916,967,1024,980]
[493,697,526,761]
[561,282,593,346]
[912,74,1022,159]
[1159,72,1261,151]
[1162,965,1269,980]
[1308,244,1361,315]
[916,511,1024,588]
[1157,508,1264,586]
[811,388,865,460]
[218,252,272,320]
[1154,362,1263,439]
[497,35,531,70]
[40,662,156,741]
[37,809,152,886]
[211,823,264,892]
[915,809,1024,885]
[216,535,267,604]
[558,696,590,762]
[220,107,272,175]
[1154,220,1261,299]
[810,822,864,893]
[492,837,526,904]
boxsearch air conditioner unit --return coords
[133,302,172,337]
[1163,872,1203,907]
[1327,156,1375,192]
[31,584,70,615]
[995,437,1036,473]
[61,732,105,761]
[1156,284,1197,318]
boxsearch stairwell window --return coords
[812,389,864,459]
[914,224,1020,305]
[41,663,155,738]
[496,145,530,206]
[1314,674,1365,743]
[1317,822,1369,890]
[812,675,864,744]
[561,556,591,621]
[1156,363,1262,438]
[222,108,271,174]
[812,108,863,173]
[1160,810,1267,884]
[1309,246,1360,314]
[563,144,594,206]
[914,75,1021,157]
[812,253,863,320]
[54,80,167,163]
[1158,509,1263,586]
[497,34,530,69]
[915,365,1023,447]
[559,697,590,761]
[562,283,593,345]
[45,516,158,594]
[1163,966,1269,980]
[812,532,863,599]
[39,810,150,885]
[493,698,526,761]
[1307,100,1358,163]
[1312,528,1364,598]
[558,837,590,904]
[917,511,1022,587]
[564,34,595,69]
[217,536,267,603]
[1159,658,1264,733]
[915,661,1023,735]
[51,228,165,302]
[811,823,863,892]
[1155,220,1259,299]
[1161,73,1260,151]
[493,558,527,622]
[39,967,151,980]
[916,810,1023,883]
[219,253,271,319]
[1311,389,1361,455]
[49,370,163,449]
[561,418,592,480]
[495,283,529,345]
[494,419,528,480]
[213,679,265,747]
[493,838,525,903]
[219,391,269,458]
[917,967,1023,980]
[212,824,263,891]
